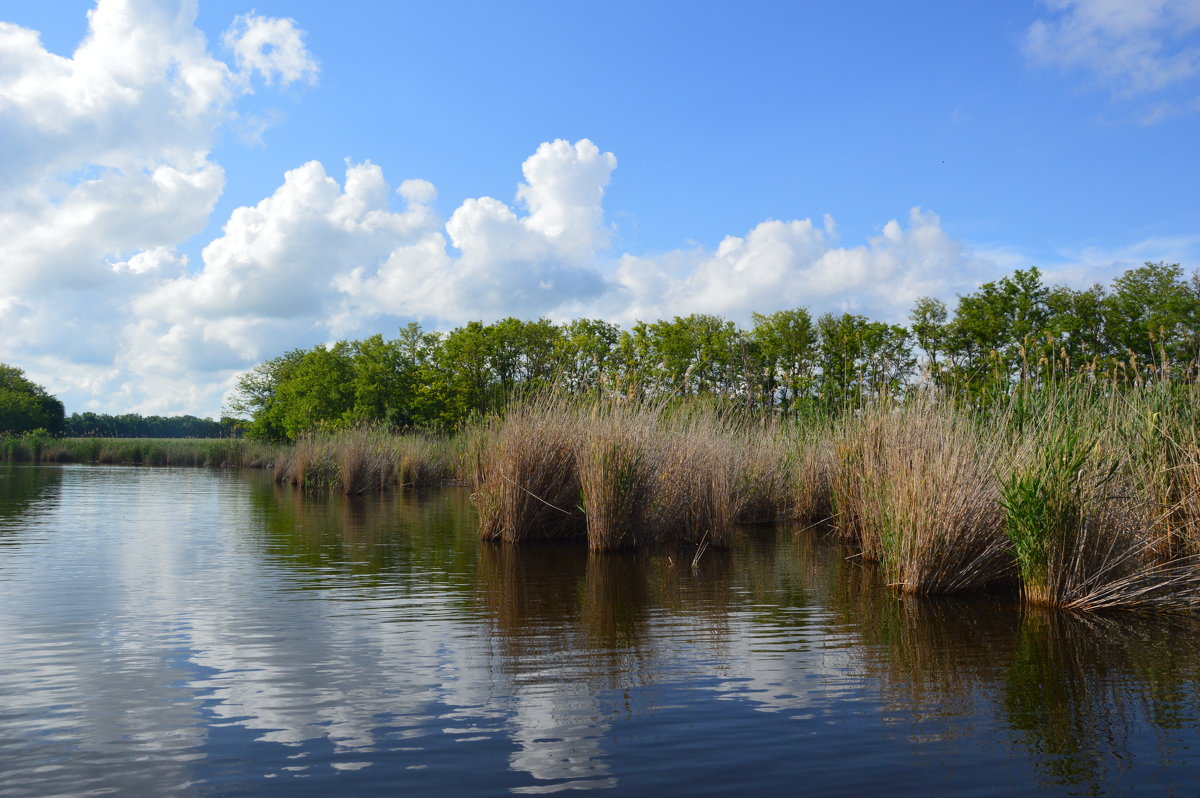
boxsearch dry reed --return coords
[274,426,457,493]
[831,398,1011,594]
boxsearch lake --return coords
[1,463,1198,796]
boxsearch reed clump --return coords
[474,399,587,544]
[998,390,1200,612]
[646,408,739,548]
[830,398,1010,594]
[273,426,458,493]
[576,404,656,550]
[1121,387,1200,560]
[814,383,1200,610]
[470,398,789,552]
[790,423,835,526]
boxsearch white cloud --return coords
[2,3,1194,418]
[223,13,319,88]
[1025,0,1200,98]
[0,0,317,416]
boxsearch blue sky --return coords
[1,1,1197,416]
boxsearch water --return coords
[1,464,1198,796]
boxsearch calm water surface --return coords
[1,464,1199,796]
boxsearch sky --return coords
[1,0,1198,418]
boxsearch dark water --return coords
[1,465,1199,797]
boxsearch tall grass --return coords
[998,388,1200,611]
[474,399,588,544]
[576,404,655,549]
[273,426,461,493]
[816,383,1200,609]
[470,397,793,551]
[831,398,1011,594]
[0,434,277,468]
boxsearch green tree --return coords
[909,296,949,378]
[226,349,306,441]
[751,308,817,415]
[945,267,1052,395]
[815,313,912,407]
[555,318,621,395]
[0,364,64,435]
[1101,262,1200,376]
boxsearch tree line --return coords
[228,261,1200,442]
[63,413,236,438]
[2,364,234,438]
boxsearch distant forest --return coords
[228,262,1200,442]
[63,413,236,439]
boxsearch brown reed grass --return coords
[831,398,1011,594]
[274,426,457,493]
[470,397,780,551]
[473,400,587,543]
[576,404,656,550]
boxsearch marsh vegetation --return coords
[4,261,1200,612]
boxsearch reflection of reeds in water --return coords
[247,480,479,583]
[475,543,589,646]
[803,526,1200,795]
[811,531,1021,719]
[998,609,1200,792]
[473,537,745,688]
[580,552,651,651]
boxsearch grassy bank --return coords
[272,426,462,492]
[467,386,1200,611]
[6,383,1200,612]
[0,434,278,468]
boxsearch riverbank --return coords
[0,434,278,468]
[5,384,1200,611]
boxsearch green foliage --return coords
[1000,427,1092,598]
[63,412,234,438]
[0,364,64,435]
[225,262,1200,441]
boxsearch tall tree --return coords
[0,364,65,435]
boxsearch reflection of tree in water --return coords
[0,464,63,539]
[1001,610,1200,794]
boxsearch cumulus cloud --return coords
[1024,0,1200,100]
[10,3,1192,419]
[0,0,317,414]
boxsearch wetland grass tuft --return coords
[831,399,1010,594]
[999,390,1200,612]
[473,399,587,544]
[470,398,785,551]
[576,404,655,550]
[273,427,458,493]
